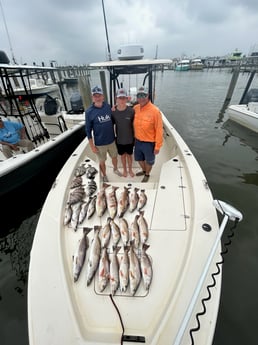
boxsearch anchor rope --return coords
[189,217,240,344]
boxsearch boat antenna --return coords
[0,0,17,64]
[101,0,112,61]
[153,44,158,101]
[102,0,112,61]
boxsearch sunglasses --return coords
[137,93,147,98]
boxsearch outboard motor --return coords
[70,92,84,113]
[44,95,58,115]
[0,51,10,64]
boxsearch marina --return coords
[1,68,258,345]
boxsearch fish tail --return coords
[83,227,93,235]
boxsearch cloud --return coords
[1,0,258,65]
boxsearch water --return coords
[1,69,258,345]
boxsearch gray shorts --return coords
[96,141,118,162]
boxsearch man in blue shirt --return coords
[85,86,122,182]
[0,117,34,158]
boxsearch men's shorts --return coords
[134,139,155,165]
[116,143,134,155]
[96,141,118,162]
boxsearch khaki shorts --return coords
[95,141,118,162]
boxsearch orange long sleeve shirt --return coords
[133,101,163,151]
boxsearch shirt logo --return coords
[98,114,111,123]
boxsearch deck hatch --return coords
[122,335,146,342]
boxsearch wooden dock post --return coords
[224,67,240,103]
[78,75,91,109]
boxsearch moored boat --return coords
[227,88,258,133]
[175,59,190,71]
[28,57,242,345]
[227,102,258,132]
[0,52,86,230]
[190,58,204,70]
[12,77,59,97]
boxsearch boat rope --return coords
[109,294,125,344]
[189,216,240,344]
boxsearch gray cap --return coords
[116,88,128,98]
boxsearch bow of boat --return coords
[28,113,222,345]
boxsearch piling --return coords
[100,71,109,102]
[217,67,240,122]
[224,67,240,103]
[78,75,91,109]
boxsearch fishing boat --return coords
[228,48,242,62]
[227,88,258,133]
[190,58,204,70]
[12,77,59,97]
[28,57,242,345]
[175,59,190,71]
[0,51,85,229]
[227,102,258,132]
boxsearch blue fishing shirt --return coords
[85,102,115,146]
[0,121,23,144]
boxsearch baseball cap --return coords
[91,86,103,95]
[137,86,148,96]
[116,88,128,98]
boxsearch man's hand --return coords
[10,144,19,151]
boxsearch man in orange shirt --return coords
[133,86,163,182]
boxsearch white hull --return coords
[227,102,258,133]
[13,78,59,96]
[28,113,222,345]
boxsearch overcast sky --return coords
[1,0,258,66]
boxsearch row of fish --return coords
[105,185,148,218]
[65,184,148,230]
[73,226,153,295]
[99,211,149,249]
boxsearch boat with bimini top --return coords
[28,54,242,345]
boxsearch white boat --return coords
[190,58,204,70]
[12,77,59,97]
[227,102,258,132]
[0,51,85,228]
[28,58,242,345]
[175,59,190,71]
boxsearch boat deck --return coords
[28,116,221,345]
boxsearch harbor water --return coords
[1,69,258,345]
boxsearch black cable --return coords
[109,294,125,345]
[189,217,240,344]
